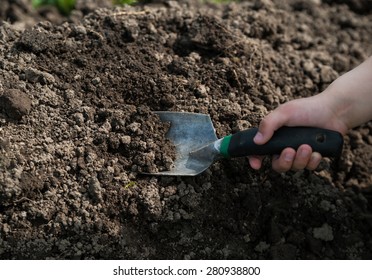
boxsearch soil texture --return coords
[0,0,372,259]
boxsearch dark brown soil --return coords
[0,0,371,259]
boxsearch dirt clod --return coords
[0,89,32,120]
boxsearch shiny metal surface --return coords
[147,111,219,176]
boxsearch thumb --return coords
[254,108,289,145]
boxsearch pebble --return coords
[0,89,32,120]
[88,177,103,201]
[92,77,101,85]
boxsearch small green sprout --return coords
[123,181,137,189]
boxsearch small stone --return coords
[73,113,85,125]
[195,84,208,98]
[120,135,131,144]
[0,89,32,120]
[127,122,141,133]
[73,25,87,35]
[303,60,315,73]
[88,177,103,201]
[92,77,101,85]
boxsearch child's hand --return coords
[248,95,347,172]
[249,56,372,172]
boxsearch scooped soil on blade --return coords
[0,0,371,260]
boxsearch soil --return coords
[0,0,371,260]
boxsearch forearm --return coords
[322,56,372,130]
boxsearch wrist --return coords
[318,85,349,134]
[321,57,372,130]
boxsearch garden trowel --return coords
[148,111,343,176]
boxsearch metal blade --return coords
[147,111,219,176]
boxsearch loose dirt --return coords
[0,0,371,259]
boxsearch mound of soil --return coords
[0,0,371,259]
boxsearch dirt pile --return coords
[0,0,371,259]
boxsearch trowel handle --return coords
[220,126,343,158]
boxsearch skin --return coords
[249,56,372,172]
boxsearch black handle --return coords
[227,126,343,157]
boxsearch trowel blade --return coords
[148,111,219,176]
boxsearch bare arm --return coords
[324,56,372,130]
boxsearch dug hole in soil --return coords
[0,0,371,259]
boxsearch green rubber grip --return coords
[220,135,232,158]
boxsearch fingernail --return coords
[300,148,311,158]
[254,132,263,143]
[284,152,294,162]
[311,152,322,162]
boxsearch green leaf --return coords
[56,0,76,14]
[32,0,76,15]
[113,0,138,5]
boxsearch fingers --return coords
[253,97,322,145]
[254,106,289,145]
[292,145,312,170]
[271,145,323,173]
[306,152,322,171]
[272,148,296,173]
[248,148,322,172]
[248,155,264,170]
[252,95,334,172]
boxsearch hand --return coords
[248,56,372,172]
[248,145,322,172]
[248,94,347,172]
